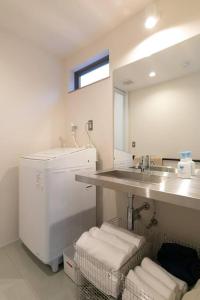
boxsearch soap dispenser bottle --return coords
[187,151,196,176]
[177,151,192,179]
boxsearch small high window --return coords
[74,55,109,90]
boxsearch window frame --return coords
[74,55,109,90]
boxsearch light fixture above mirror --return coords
[145,16,158,29]
[144,1,159,29]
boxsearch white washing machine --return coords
[19,148,96,272]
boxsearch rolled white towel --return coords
[135,266,176,300]
[141,257,177,292]
[169,273,188,295]
[141,257,188,297]
[75,232,129,271]
[89,227,137,257]
[141,257,186,300]
[126,270,166,300]
[101,222,145,248]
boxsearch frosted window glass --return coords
[80,64,109,88]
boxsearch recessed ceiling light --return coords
[149,71,156,78]
[145,16,158,29]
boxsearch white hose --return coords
[72,132,79,148]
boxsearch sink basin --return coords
[97,170,164,184]
[130,166,176,173]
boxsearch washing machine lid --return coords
[21,148,86,160]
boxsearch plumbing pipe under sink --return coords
[127,193,150,231]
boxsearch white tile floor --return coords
[0,241,77,300]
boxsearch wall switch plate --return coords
[132,141,136,148]
[71,124,77,132]
[88,120,93,131]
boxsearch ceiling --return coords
[0,0,151,57]
[114,34,200,92]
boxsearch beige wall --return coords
[65,78,117,224]
[64,0,200,236]
[0,31,65,247]
[66,78,113,169]
[128,71,200,158]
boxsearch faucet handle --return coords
[140,155,151,169]
[138,155,144,167]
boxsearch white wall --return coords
[64,0,200,225]
[128,71,200,158]
[0,31,65,247]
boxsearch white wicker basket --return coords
[75,217,152,299]
[121,232,200,300]
[76,226,200,300]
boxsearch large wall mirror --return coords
[113,34,200,167]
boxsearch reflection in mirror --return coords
[113,35,200,169]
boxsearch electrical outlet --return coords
[71,123,77,132]
[132,141,136,148]
[88,120,93,131]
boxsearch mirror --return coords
[113,34,200,168]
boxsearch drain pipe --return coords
[127,193,150,231]
[127,193,135,231]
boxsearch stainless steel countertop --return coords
[76,168,200,211]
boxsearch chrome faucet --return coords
[139,155,150,172]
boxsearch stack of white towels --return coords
[122,257,188,300]
[75,222,145,298]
